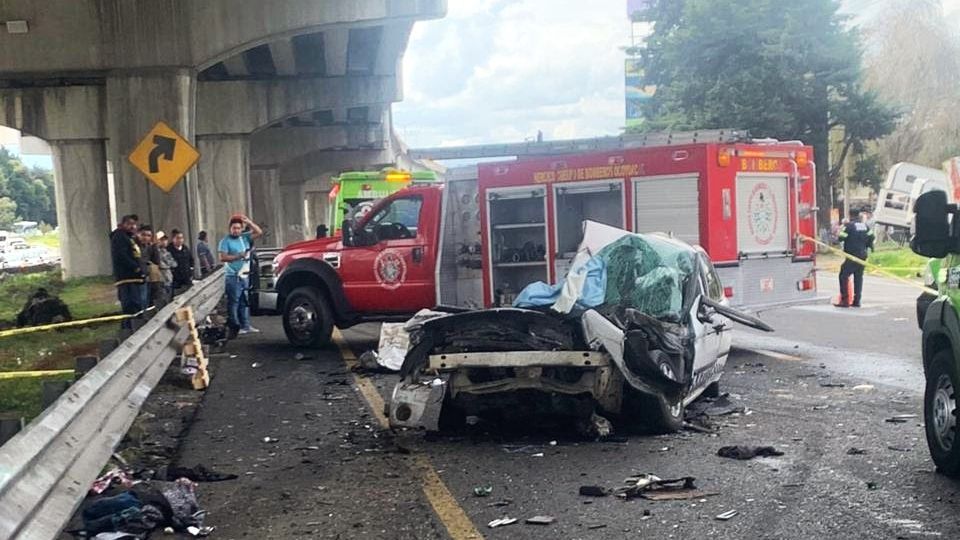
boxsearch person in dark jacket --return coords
[836,210,875,308]
[110,214,144,328]
[196,231,215,277]
[168,229,194,292]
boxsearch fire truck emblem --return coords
[747,183,778,245]
[374,249,407,290]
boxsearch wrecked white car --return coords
[388,222,772,433]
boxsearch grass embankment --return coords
[25,232,60,250]
[818,243,928,279]
[0,271,118,419]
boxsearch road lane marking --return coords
[333,329,484,540]
[736,347,804,362]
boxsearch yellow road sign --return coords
[128,121,200,192]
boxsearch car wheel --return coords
[624,387,684,434]
[282,286,334,348]
[926,350,960,477]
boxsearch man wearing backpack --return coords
[219,214,263,334]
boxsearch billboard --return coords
[628,0,654,17]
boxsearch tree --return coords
[0,197,18,229]
[632,0,897,227]
[863,0,960,169]
[0,147,57,226]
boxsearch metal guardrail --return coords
[0,268,226,539]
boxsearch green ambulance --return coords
[326,169,439,236]
[910,190,960,476]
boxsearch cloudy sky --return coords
[393,0,960,150]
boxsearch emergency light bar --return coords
[718,148,809,168]
[384,172,412,182]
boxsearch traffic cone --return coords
[834,276,854,307]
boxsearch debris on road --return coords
[160,463,238,482]
[581,412,613,439]
[852,384,875,391]
[616,474,713,501]
[819,381,846,388]
[717,445,784,460]
[686,393,745,418]
[846,447,868,455]
[488,517,518,528]
[715,510,739,521]
[488,500,513,507]
[251,362,261,368]
[579,485,611,497]
[262,436,278,443]
[526,515,556,525]
[473,486,493,497]
[885,414,919,423]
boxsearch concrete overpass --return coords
[0,0,445,276]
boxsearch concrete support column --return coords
[250,168,282,247]
[106,69,197,234]
[50,140,113,278]
[195,135,250,239]
[304,191,331,239]
[279,184,306,246]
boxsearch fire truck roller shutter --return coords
[735,174,791,255]
[633,174,701,245]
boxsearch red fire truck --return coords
[477,140,818,309]
[261,136,817,347]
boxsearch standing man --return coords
[168,229,194,292]
[836,209,875,308]
[197,231,215,277]
[110,214,144,328]
[219,215,263,335]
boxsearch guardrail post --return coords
[74,355,99,381]
[41,380,71,409]
[0,414,23,445]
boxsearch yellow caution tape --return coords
[0,369,73,380]
[800,235,937,296]
[0,307,156,339]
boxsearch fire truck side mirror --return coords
[911,191,956,258]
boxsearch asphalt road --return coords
[173,274,960,539]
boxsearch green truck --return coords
[910,190,960,476]
[326,169,439,236]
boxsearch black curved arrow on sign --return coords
[148,135,177,174]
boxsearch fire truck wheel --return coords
[925,350,960,477]
[282,286,334,348]
[624,388,684,434]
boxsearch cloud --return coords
[395,0,630,148]
[396,0,957,150]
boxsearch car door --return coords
[340,195,436,313]
[691,251,731,375]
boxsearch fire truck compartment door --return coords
[735,174,790,255]
[633,174,700,245]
